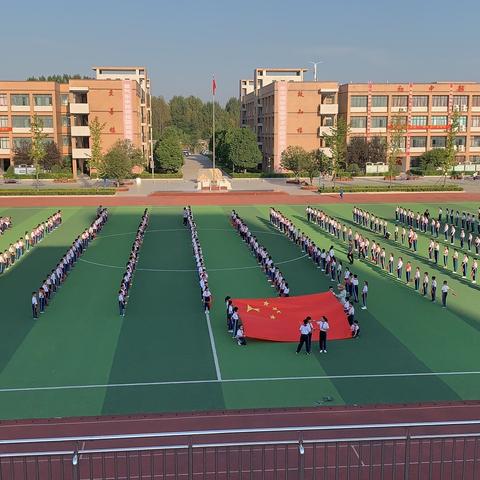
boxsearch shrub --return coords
[318,184,463,193]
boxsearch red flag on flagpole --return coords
[212,76,217,96]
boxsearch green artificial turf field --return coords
[0,202,479,420]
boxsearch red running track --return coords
[0,190,479,207]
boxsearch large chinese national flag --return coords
[232,292,351,342]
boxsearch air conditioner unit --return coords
[453,105,460,112]
[457,145,465,152]
[461,105,468,112]
[459,125,467,132]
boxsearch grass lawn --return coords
[0,202,479,420]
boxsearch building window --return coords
[458,116,468,128]
[350,117,367,128]
[431,136,447,148]
[412,95,428,107]
[12,137,32,148]
[411,136,426,148]
[371,116,387,128]
[471,137,480,147]
[38,116,53,128]
[33,94,52,107]
[351,96,367,108]
[432,95,448,107]
[431,116,448,126]
[0,116,8,127]
[0,137,8,149]
[473,96,480,107]
[371,95,388,108]
[471,155,480,163]
[12,115,31,128]
[60,94,69,106]
[61,115,70,127]
[0,94,7,106]
[453,95,468,107]
[454,136,466,146]
[472,116,480,128]
[11,94,30,106]
[410,116,427,126]
[62,136,70,147]
[392,95,408,108]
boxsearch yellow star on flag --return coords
[263,301,270,306]
[272,307,278,311]
[270,315,276,319]
[246,304,260,313]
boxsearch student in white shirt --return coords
[235,325,247,346]
[441,281,456,308]
[296,318,312,354]
[317,316,329,353]
[361,281,368,310]
[31,292,38,319]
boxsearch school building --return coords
[0,66,153,177]
[240,68,480,172]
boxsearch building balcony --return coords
[370,127,387,133]
[371,106,388,113]
[350,107,367,113]
[431,106,448,112]
[471,146,480,153]
[319,104,338,115]
[70,103,89,114]
[0,106,7,112]
[472,106,480,112]
[71,125,91,137]
[12,127,31,134]
[72,148,91,159]
[351,127,367,133]
[471,126,480,133]
[34,105,53,112]
[318,126,333,136]
[411,106,428,113]
[410,146,427,153]
[0,148,10,155]
[390,106,407,113]
[11,105,30,112]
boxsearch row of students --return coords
[0,216,12,235]
[232,210,290,296]
[31,208,108,318]
[224,297,247,345]
[352,207,389,237]
[118,209,149,316]
[271,208,369,316]
[185,206,213,312]
[396,205,480,235]
[309,206,460,310]
[0,211,62,275]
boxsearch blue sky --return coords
[1,0,479,104]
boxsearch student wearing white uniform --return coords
[317,316,329,353]
[296,318,312,354]
[361,281,368,310]
[441,281,456,308]
[31,292,38,319]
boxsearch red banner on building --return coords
[232,292,351,342]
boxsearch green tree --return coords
[228,127,262,172]
[89,116,106,178]
[322,118,350,175]
[418,149,448,174]
[387,115,406,182]
[30,115,48,185]
[151,96,171,140]
[43,142,63,170]
[346,137,368,171]
[443,109,461,185]
[154,134,184,173]
[299,151,321,185]
[281,145,309,181]
[99,140,144,184]
[225,97,241,128]
[368,136,387,164]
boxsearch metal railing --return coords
[1,420,479,479]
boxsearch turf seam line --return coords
[205,310,222,381]
[2,370,480,393]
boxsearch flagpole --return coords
[212,76,216,171]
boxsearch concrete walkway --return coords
[182,154,213,181]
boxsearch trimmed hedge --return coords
[3,172,74,180]
[0,188,116,196]
[138,172,183,179]
[318,184,463,193]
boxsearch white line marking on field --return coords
[205,310,222,381]
[1,370,480,394]
[78,254,308,272]
[351,445,366,467]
